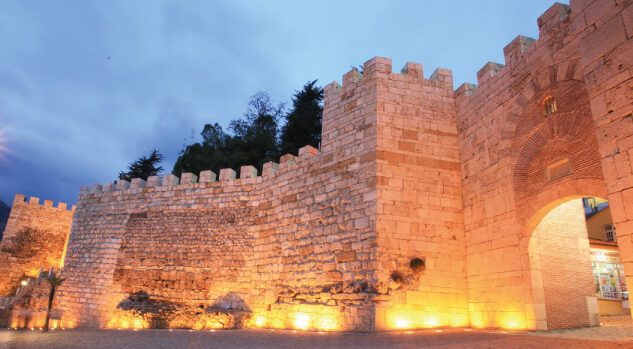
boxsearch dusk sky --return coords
[0,0,561,206]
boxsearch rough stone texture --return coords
[0,195,74,296]
[6,1,633,333]
[453,0,633,331]
[369,59,468,330]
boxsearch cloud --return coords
[0,0,557,205]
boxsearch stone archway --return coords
[503,64,612,330]
[524,195,606,330]
[510,77,605,227]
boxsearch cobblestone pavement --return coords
[1,326,633,349]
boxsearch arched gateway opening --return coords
[527,196,630,330]
[501,64,633,331]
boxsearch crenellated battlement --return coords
[12,194,75,212]
[80,145,321,196]
[324,57,454,102]
[454,2,575,100]
[26,0,632,333]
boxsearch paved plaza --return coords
[2,316,633,349]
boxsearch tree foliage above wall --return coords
[173,81,323,177]
[118,149,164,182]
[279,80,323,155]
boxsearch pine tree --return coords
[118,149,164,181]
[279,80,323,155]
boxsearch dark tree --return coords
[279,80,323,155]
[173,92,284,177]
[118,149,164,181]
[44,269,66,332]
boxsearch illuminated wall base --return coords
[247,304,341,332]
[469,311,528,330]
[7,310,65,330]
[11,306,532,332]
[376,307,470,331]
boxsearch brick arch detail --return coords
[498,59,582,156]
[501,61,607,232]
[521,179,608,239]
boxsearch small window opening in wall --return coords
[545,158,571,182]
[605,224,616,242]
[543,96,557,117]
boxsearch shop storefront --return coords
[590,244,630,315]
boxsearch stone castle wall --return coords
[57,58,381,330]
[57,56,468,331]
[454,0,632,330]
[0,195,74,296]
[7,0,633,332]
[368,60,468,329]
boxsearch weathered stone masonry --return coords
[0,195,74,296]
[54,56,468,332]
[2,0,632,332]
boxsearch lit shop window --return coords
[591,249,628,301]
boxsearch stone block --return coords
[219,168,237,181]
[162,174,179,186]
[240,165,258,179]
[401,62,423,77]
[130,178,146,189]
[298,145,319,159]
[180,173,198,184]
[262,161,279,176]
[199,170,217,183]
[146,176,160,187]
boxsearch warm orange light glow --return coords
[500,313,526,330]
[293,313,310,330]
[107,310,149,329]
[424,316,440,328]
[393,317,412,329]
[254,315,267,327]
[315,316,338,331]
[470,312,485,328]
[449,314,469,328]
[248,306,340,331]
[270,317,285,329]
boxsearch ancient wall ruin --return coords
[55,55,471,332]
[453,0,632,330]
[0,194,74,297]
[5,0,632,333]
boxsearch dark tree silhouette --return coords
[173,92,284,177]
[279,80,323,155]
[118,149,164,181]
[44,269,65,332]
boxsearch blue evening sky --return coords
[0,0,563,206]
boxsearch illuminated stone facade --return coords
[2,0,632,332]
[0,195,74,296]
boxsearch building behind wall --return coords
[1,0,632,332]
[583,197,631,316]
